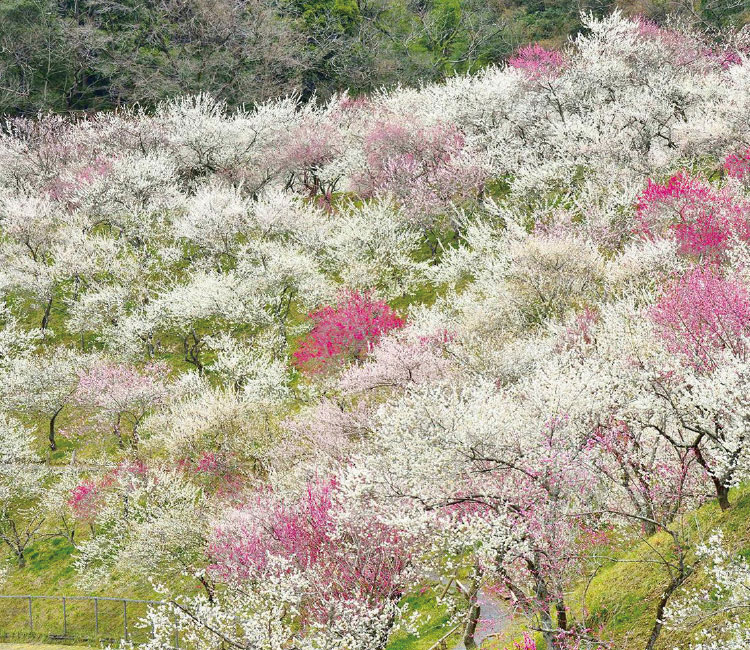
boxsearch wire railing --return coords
[427,624,460,650]
[0,594,180,646]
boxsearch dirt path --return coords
[451,588,512,649]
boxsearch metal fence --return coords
[427,624,459,650]
[0,594,180,646]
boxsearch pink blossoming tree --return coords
[293,291,405,373]
[74,361,170,448]
[68,480,101,523]
[209,476,412,644]
[508,44,567,80]
[724,149,750,183]
[278,119,340,201]
[354,119,485,228]
[636,172,750,259]
[650,266,750,372]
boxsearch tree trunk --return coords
[454,574,482,650]
[693,444,731,510]
[555,598,568,631]
[641,500,658,536]
[41,296,53,330]
[531,560,558,650]
[715,481,731,511]
[183,331,204,374]
[462,600,480,650]
[643,520,657,537]
[198,575,215,604]
[114,413,124,449]
[131,419,140,450]
[540,612,557,649]
[49,407,62,451]
[645,565,691,650]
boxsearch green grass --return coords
[0,645,91,649]
[387,588,461,650]
[0,534,159,647]
[25,539,75,581]
[566,485,750,649]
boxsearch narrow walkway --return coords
[451,588,512,649]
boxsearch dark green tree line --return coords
[0,0,746,115]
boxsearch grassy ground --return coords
[570,485,750,649]
[388,589,461,650]
[0,645,91,649]
[0,535,158,646]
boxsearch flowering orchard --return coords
[1,10,750,650]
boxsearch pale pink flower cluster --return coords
[508,44,567,80]
[650,266,750,372]
[354,119,486,224]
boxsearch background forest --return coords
[0,0,748,115]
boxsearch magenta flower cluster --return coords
[294,291,405,372]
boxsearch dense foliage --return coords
[1,10,750,650]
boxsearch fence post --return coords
[94,597,99,637]
[28,596,33,632]
[123,599,128,642]
[62,596,67,636]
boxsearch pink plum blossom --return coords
[636,172,750,259]
[650,266,750,371]
[68,480,101,521]
[509,44,567,80]
[293,290,405,373]
[208,477,412,624]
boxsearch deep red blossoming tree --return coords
[294,291,405,373]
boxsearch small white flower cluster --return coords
[666,532,750,649]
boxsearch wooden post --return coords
[94,597,99,637]
[62,596,67,636]
[123,600,128,641]
[28,596,33,632]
